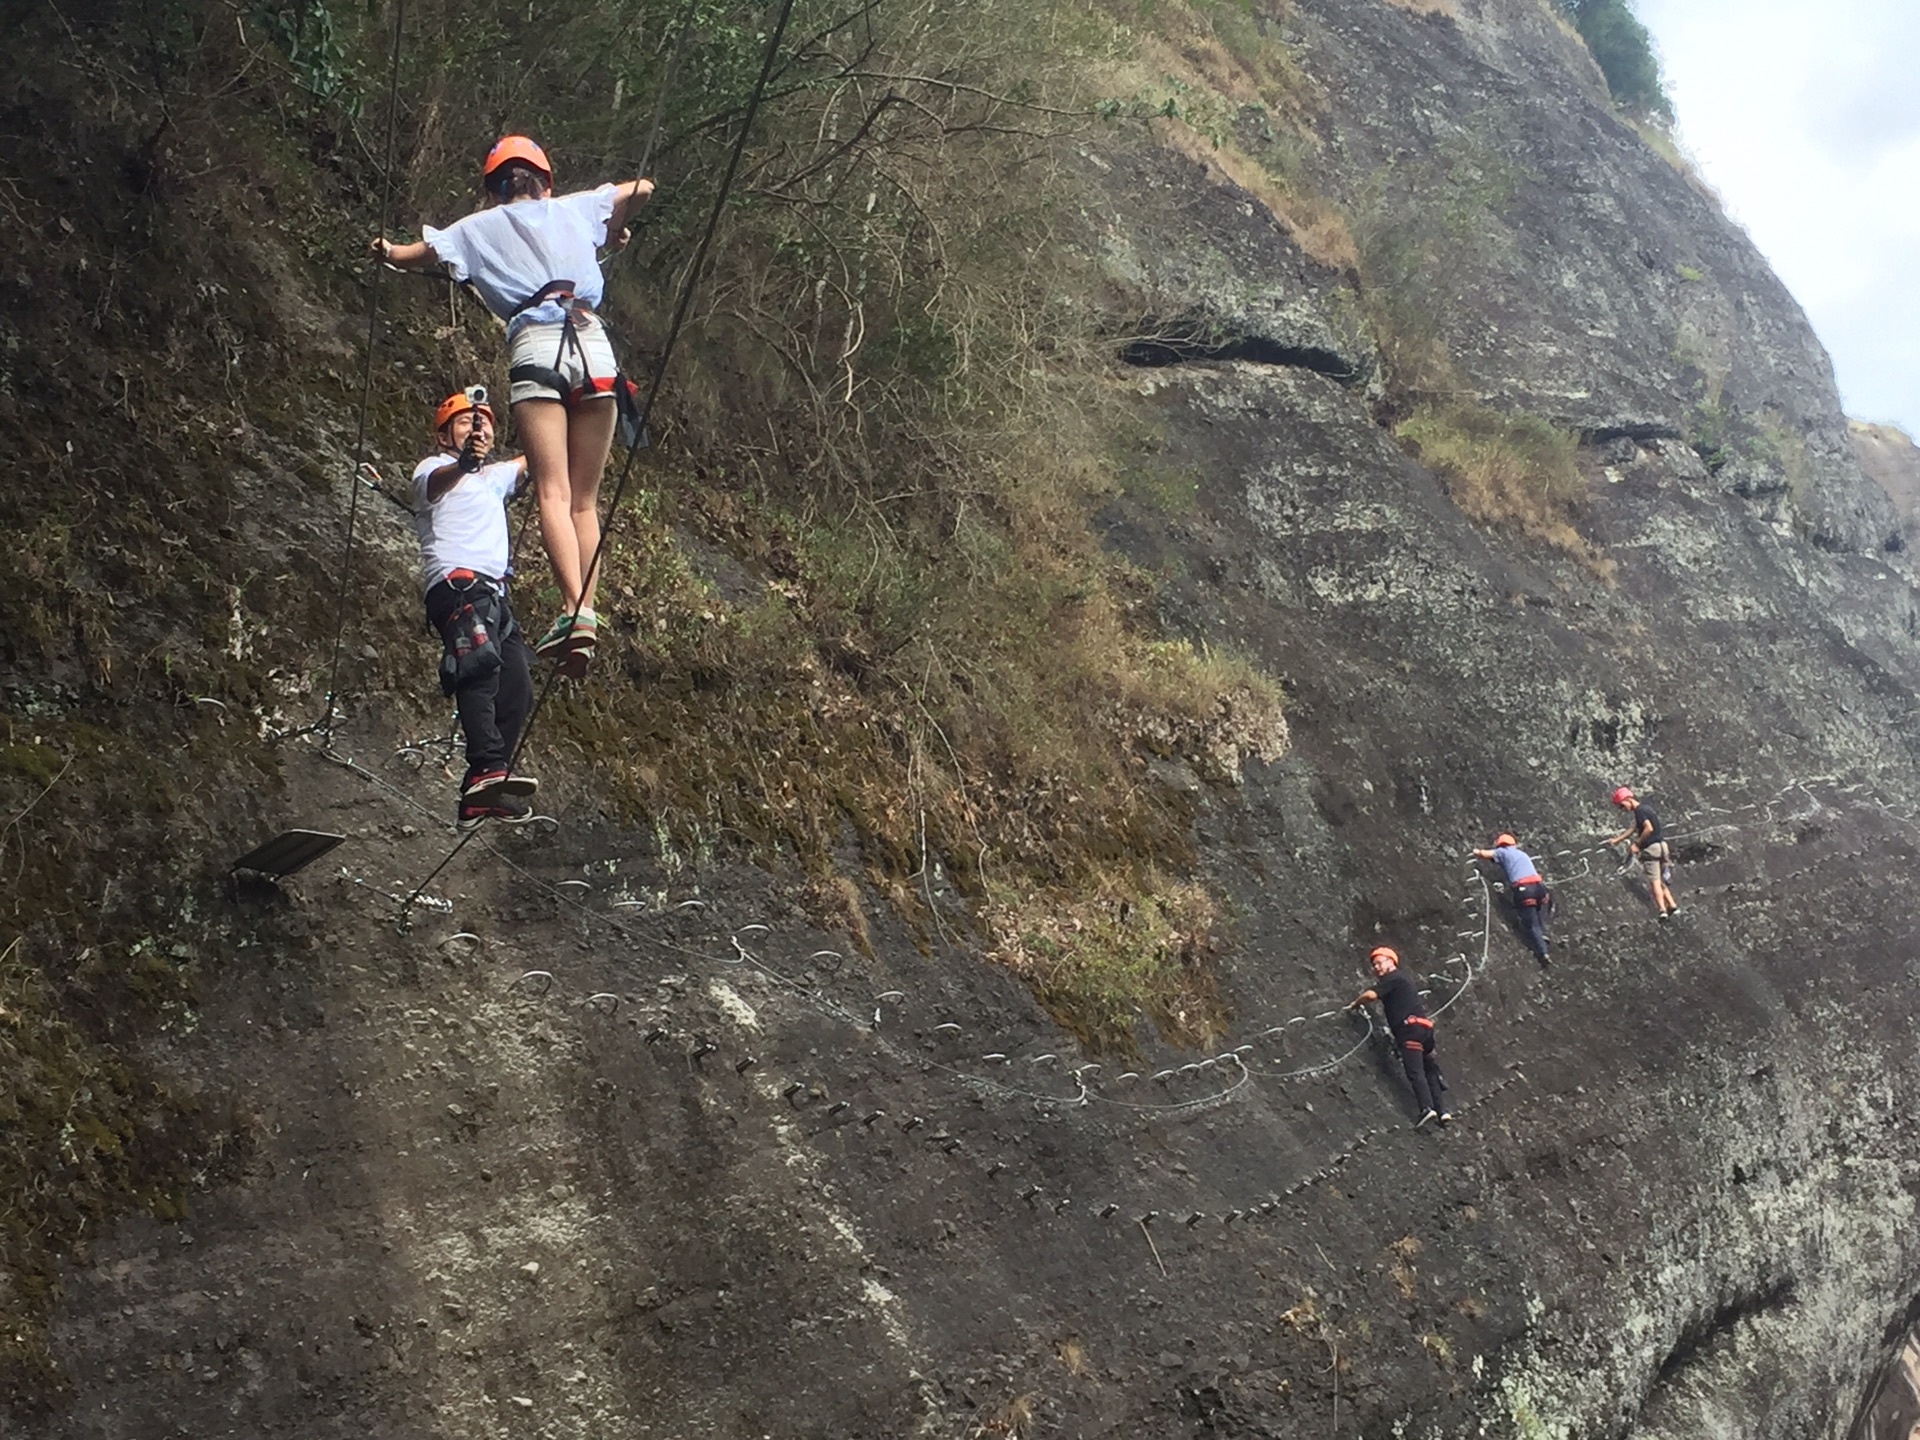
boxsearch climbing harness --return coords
[435,568,509,694]
[505,281,648,450]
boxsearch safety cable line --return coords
[325,707,1364,1113]
[312,758,1920,1237]
[401,0,803,912]
[287,0,408,748]
[308,654,1913,1122]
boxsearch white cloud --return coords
[1635,0,1920,430]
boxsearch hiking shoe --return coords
[462,769,508,799]
[457,791,535,831]
[1414,1108,1439,1129]
[462,770,539,800]
[533,609,597,657]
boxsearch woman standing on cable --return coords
[375,137,654,677]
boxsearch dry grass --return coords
[1160,120,1361,272]
[1279,1292,1322,1332]
[1096,2,1360,270]
[977,1393,1038,1437]
[1628,117,1721,203]
[1383,0,1457,16]
[1396,402,1615,578]
[1125,4,1313,114]
[984,875,1229,1053]
[1388,1234,1422,1299]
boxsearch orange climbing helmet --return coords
[1369,945,1399,968]
[435,385,494,432]
[1612,785,1636,807]
[1494,833,1517,849]
[483,134,552,187]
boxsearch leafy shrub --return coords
[1558,0,1673,121]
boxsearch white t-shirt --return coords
[412,454,520,593]
[423,187,619,336]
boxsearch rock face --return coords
[1853,419,1920,547]
[25,3,1920,1440]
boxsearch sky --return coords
[1634,0,1920,436]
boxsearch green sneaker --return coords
[533,609,597,657]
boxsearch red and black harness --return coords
[1399,1013,1435,1053]
[1512,874,1553,916]
[435,566,511,694]
[507,281,648,448]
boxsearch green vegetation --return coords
[0,12,1298,1385]
[1557,0,1673,122]
[1688,398,1733,475]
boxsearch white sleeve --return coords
[411,456,441,506]
[558,185,620,249]
[420,217,472,282]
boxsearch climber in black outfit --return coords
[1349,946,1452,1127]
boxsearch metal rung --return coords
[232,829,347,878]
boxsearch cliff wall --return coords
[6,2,1920,1438]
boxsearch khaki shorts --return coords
[1638,840,1670,877]
[508,313,619,406]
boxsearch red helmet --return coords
[483,134,552,187]
[435,386,494,431]
[1612,786,1636,807]
[1369,945,1399,967]
[1494,833,1517,849]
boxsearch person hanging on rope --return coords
[1469,832,1553,964]
[1606,785,1679,919]
[414,387,541,829]
[1348,946,1453,1127]
[374,137,655,677]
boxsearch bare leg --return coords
[566,395,617,612]
[513,399,583,611]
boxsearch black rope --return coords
[402,0,801,912]
[283,0,408,747]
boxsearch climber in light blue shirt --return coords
[1470,833,1552,964]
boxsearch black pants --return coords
[1512,881,1550,958]
[1399,1027,1446,1116]
[425,579,533,784]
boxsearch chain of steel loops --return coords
[317,759,1913,1240]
